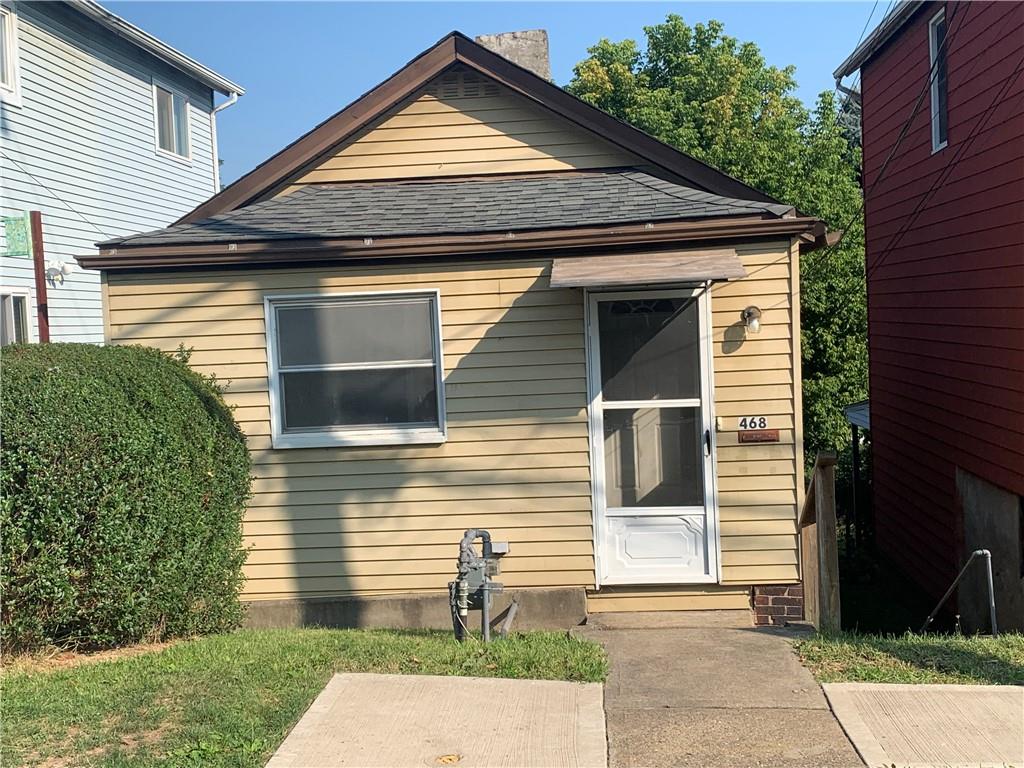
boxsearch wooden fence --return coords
[799,452,841,632]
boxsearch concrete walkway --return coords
[824,683,1024,767]
[265,673,606,767]
[576,612,864,768]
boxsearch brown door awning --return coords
[549,248,746,288]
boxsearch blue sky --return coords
[108,2,879,185]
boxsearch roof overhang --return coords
[67,0,244,95]
[174,31,780,226]
[550,248,746,288]
[844,400,871,430]
[78,215,820,271]
[834,1,925,79]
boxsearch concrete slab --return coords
[824,682,1024,768]
[583,626,829,710]
[265,673,607,768]
[607,709,864,768]
[580,620,864,768]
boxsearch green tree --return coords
[568,15,867,464]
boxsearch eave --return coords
[79,215,821,271]
[67,0,244,95]
[834,0,925,79]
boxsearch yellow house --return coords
[80,32,826,627]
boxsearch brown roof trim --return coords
[80,216,818,271]
[176,32,779,226]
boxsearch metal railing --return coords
[920,549,998,636]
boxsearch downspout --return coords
[209,91,239,192]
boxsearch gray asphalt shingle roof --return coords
[100,170,794,248]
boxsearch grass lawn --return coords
[2,628,607,768]
[795,631,1024,685]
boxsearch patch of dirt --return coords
[3,640,181,673]
[20,718,178,767]
[118,721,175,751]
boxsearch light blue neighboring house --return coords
[0,0,242,343]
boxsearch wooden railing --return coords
[799,452,841,632]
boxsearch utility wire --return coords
[0,149,111,240]
[818,0,967,258]
[832,0,881,104]
[865,53,1023,282]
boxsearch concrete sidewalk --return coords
[824,682,1024,767]
[576,612,864,768]
[265,673,606,768]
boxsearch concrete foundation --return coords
[243,587,588,632]
[957,467,1024,632]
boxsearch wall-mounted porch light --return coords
[741,306,762,334]
[45,261,74,286]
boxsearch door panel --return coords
[589,289,719,586]
[604,515,709,583]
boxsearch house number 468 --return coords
[738,416,768,430]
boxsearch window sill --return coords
[271,427,447,450]
[0,89,22,108]
[155,147,193,165]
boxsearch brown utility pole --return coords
[29,210,49,342]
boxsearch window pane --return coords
[155,87,174,152]
[599,297,700,401]
[0,12,10,88]
[12,295,27,342]
[281,367,438,430]
[172,92,188,156]
[277,299,434,367]
[604,407,704,508]
[935,17,948,144]
[0,294,12,345]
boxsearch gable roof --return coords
[102,170,794,249]
[68,1,244,95]
[177,31,779,225]
[834,1,926,79]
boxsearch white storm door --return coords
[588,289,719,585]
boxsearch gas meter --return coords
[448,529,514,642]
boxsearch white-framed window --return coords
[0,4,22,107]
[929,8,949,152]
[152,80,190,159]
[1,288,31,344]
[264,290,447,449]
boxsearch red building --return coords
[835,0,1024,630]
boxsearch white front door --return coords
[587,288,719,585]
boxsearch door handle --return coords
[704,429,712,457]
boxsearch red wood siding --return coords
[859,0,1024,598]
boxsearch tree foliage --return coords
[568,15,867,463]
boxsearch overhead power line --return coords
[0,149,111,240]
[820,0,967,258]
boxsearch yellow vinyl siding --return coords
[709,240,801,586]
[104,239,802,606]
[107,259,594,601]
[284,65,638,188]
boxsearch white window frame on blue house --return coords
[0,3,22,107]
[151,78,192,161]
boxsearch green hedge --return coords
[1,343,252,650]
